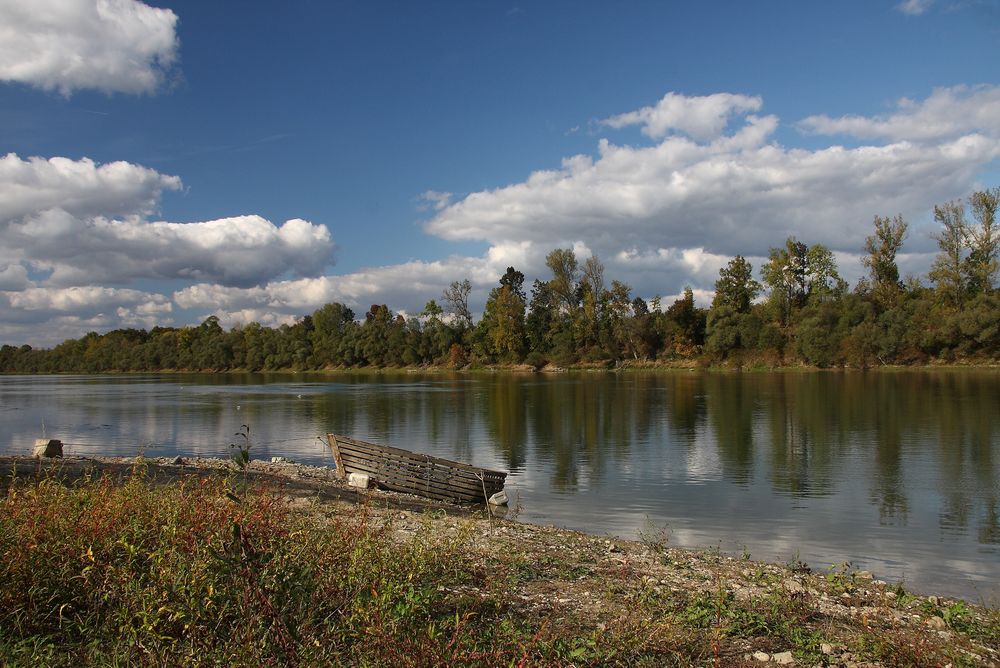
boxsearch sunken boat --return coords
[326,433,507,504]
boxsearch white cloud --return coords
[600,92,763,140]
[896,0,934,15]
[426,90,1000,262]
[0,153,180,222]
[0,285,173,344]
[0,0,179,95]
[418,190,453,211]
[0,154,336,288]
[799,85,1000,142]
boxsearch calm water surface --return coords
[2,370,998,602]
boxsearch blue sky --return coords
[2,0,999,346]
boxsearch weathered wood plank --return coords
[327,433,506,503]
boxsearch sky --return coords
[1,0,999,347]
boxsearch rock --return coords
[172,455,185,465]
[820,643,834,655]
[32,438,63,458]
[752,651,770,662]
[928,595,940,606]
[772,651,794,664]
[855,570,873,580]
[784,579,805,595]
[488,490,508,506]
[271,456,293,464]
[926,615,947,630]
[348,472,372,489]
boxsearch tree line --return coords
[2,187,997,373]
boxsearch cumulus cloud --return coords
[0,153,181,222]
[0,285,173,344]
[427,89,1000,261]
[0,154,336,288]
[600,92,763,140]
[799,85,1000,142]
[0,0,179,95]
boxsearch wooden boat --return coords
[326,433,507,504]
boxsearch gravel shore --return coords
[3,455,998,666]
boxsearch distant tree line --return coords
[2,188,997,373]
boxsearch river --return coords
[1,370,997,602]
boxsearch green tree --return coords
[713,256,760,313]
[545,248,579,314]
[862,214,908,310]
[930,200,967,309]
[479,267,527,361]
[965,187,999,295]
[761,237,809,326]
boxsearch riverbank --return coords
[2,455,997,666]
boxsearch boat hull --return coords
[326,434,506,504]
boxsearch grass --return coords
[2,461,999,667]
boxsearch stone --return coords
[820,643,834,655]
[348,472,372,489]
[172,455,185,465]
[487,490,508,506]
[784,579,805,595]
[752,651,770,662]
[855,570,873,580]
[32,439,63,458]
[271,456,293,464]
[928,595,940,606]
[772,651,795,664]
[926,615,947,630]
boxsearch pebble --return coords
[752,651,770,662]
[772,651,794,664]
[926,616,947,630]
[820,643,834,655]
[784,579,805,595]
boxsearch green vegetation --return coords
[2,188,998,372]
[2,466,999,666]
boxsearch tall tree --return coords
[862,215,908,310]
[965,187,999,295]
[545,248,579,313]
[480,267,527,361]
[442,279,473,328]
[713,255,760,313]
[805,244,847,301]
[761,237,809,325]
[930,200,967,308]
[581,254,605,303]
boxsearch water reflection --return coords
[1,370,998,600]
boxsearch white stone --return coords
[488,490,508,506]
[32,439,62,458]
[784,579,805,594]
[772,650,795,664]
[820,643,834,655]
[348,472,372,489]
[271,456,293,464]
[752,651,770,662]
[926,615,947,630]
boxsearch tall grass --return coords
[0,469,531,666]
